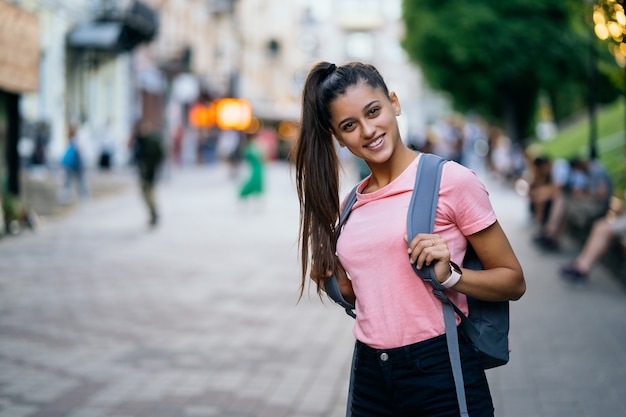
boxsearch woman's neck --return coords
[363,147,418,193]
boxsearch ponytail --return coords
[292,61,390,298]
[293,62,340,297]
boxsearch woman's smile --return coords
[365,135,385,150]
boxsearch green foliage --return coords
[401,0,596,142]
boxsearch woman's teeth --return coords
[367,137,383,148]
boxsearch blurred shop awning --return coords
[67,22,123,50]
[67,0,158,53]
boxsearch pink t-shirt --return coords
[336,154,496,349]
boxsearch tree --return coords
[401,0,599,143]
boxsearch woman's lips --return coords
[366,135,384,149]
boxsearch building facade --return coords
[1,0,448,214]
[0,0,40,196]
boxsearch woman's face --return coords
[329,81,402,166]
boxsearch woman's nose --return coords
[361,120,375,138]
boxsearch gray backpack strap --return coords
[326,185,359,317]
[407,153,469,417]
[340,185,359,226]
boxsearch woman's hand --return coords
[322,264,356,305]
[405,233,452,284]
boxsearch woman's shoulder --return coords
[439,160,495,223]
[441,159,484,189]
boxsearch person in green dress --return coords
[238,134,265,200]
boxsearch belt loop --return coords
[403,345,412,361]
[355,340,362,355]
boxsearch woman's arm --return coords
[452,221,525,301]
[407,221,525,302]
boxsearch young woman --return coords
[292,61,526,417]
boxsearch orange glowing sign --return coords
[189,102,216,128]
[216,98,252,130]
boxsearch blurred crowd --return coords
[405,115,526,184]
[524,151,624,284]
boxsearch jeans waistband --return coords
[356,328,468,365]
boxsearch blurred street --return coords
[0,161,625,417]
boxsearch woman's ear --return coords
[390,91,401,116]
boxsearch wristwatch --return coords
[442,261,462,288]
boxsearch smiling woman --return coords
[291,61,525,417]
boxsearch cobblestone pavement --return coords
[0,161,625,417]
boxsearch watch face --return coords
[450,261,462,274]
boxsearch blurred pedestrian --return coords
[238,134,264,202]
[59,124,88,202]
[170,124,184,166]
[560,147,624,284]
[565,158,613,228]
[98,119,115,171]
[534,157,612,250]
[218,129,243,178]
[129,121,164,227]
[487,126,514,182]
[527,156,553,225]
[292,61,525,417]
[31,121,49,166]
[560,207,626,284]
[527,156,570,228]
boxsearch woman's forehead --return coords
[330,82,386,110]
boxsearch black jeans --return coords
[347,331,494,417]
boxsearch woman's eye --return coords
[368,107,380,117]
[343,122,355,131]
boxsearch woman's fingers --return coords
[408,234,445,266]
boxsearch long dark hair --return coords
[291,61,390,297]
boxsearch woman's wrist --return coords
[442,262,462,288]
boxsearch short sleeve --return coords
[437,161,497,237]
[552,159,571,186]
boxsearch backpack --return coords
[62,143,80,170]
[326,153,510,416]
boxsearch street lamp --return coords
[593,0,626,147]
[584,0,601,160]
